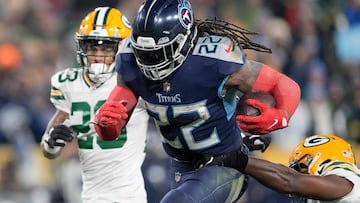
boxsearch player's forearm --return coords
[41,110,68,159]
[253,64,300,118]
[94,78,139,140]
[244,157,298,194]
[114,76,138,116]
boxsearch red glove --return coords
[94,100,129,141]
[236,99,288,135]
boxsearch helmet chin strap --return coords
[87,63,115,84]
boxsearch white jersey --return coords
[307,162,360,203]
[50,68,149,203]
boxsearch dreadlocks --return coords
[195,18,272,53]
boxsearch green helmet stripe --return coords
[94,7,111,30]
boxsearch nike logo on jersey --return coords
[225,43,233,53]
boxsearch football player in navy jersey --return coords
[94,0,300,202]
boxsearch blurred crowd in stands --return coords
[0,0,360,202]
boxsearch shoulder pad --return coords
[51,68,81,89]
[321,161,358,175]
[117,37,133,54]
[192,35,245,64]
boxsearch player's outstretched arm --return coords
[41,110,74,159]
[245,157,353,201]
[193,147,352,201]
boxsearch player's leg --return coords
[160,162,246,203]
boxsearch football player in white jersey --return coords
[40,7,149,203]
[195,134,360,203]
[285,134,360,203]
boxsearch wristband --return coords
[228,150,249,172]
[41,133,62,155]
[215,148,249,173]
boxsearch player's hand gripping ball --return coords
[236,90,288,135]
[94,101,129,141]
[236,90,276,116]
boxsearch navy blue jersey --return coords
[116,35,246,161]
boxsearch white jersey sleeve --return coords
[324,166,360,203]
[50,68,78,113]
[309,162,360,203]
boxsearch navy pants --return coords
[160,159,246,203]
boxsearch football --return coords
[94,122,123,141]
[94,112,126,141]
[236,90,276,116]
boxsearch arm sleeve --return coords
[253,64,301,117]
[50,70,70,113]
